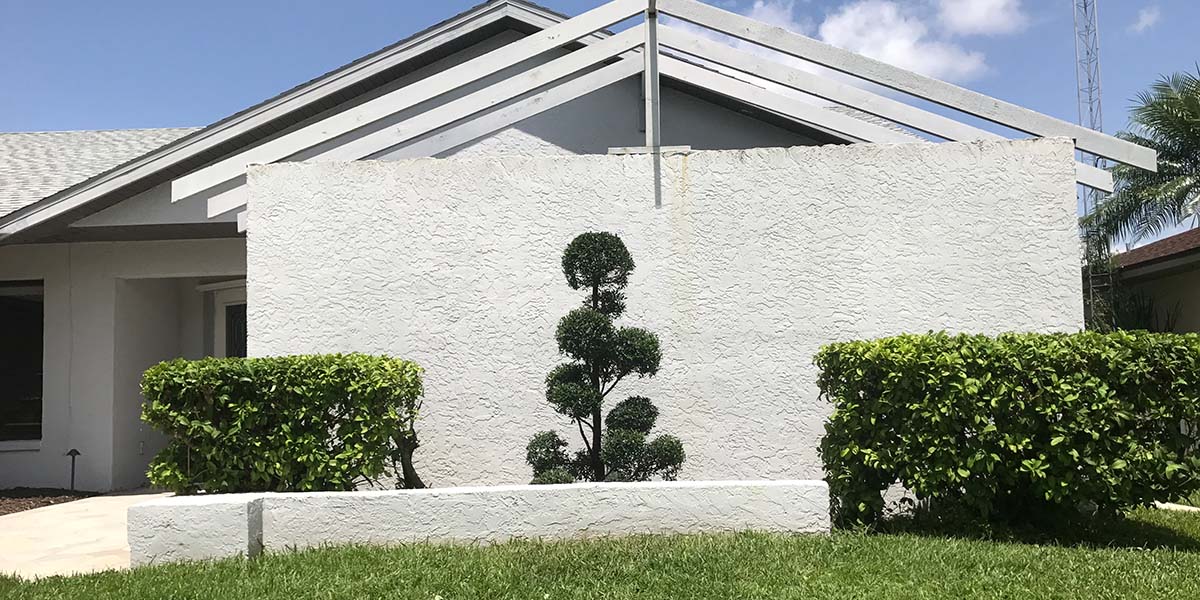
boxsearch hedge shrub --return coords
[141,354,424,494]
[818,331,1200,526]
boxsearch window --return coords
[0,281,44,441]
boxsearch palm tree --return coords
[1086,69,1200,243]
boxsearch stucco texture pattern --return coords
[246,139,1081,486]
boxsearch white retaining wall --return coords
[246,139,1082,487]
[128,480,830,565]
[128,493,264,567]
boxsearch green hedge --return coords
[817,331,1200,526]
[141,354,424,494]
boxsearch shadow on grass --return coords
[876,504,1200,552]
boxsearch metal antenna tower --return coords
[1073,0,1113,328]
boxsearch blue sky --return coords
[0,0,1193,136]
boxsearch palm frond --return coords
[1096,68,1200,243]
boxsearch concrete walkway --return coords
[0,490,170,579]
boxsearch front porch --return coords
[0,238,246,492]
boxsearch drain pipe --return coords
[66,448,80,491]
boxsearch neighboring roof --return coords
[0,128,199,217]
[1116,227,1200,270]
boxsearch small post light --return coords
[66,448,81,492]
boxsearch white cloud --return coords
[936,0,1029,36]
[745,0,812,36]
[818,0,986,81]
[1129,6,1161,34]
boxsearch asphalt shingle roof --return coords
[1116,227,1200,269]
[0,127,199,218]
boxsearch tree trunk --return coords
[395,434,426,489]
[589,281,605,481]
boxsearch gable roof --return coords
[0,127,198,217]
[0,0,1153,245]
[0,0,580,243]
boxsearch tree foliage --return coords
[1085,69,1200,242]
[527,233,685,483]
[141,354,426,494]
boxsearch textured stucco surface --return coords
[128,481,829,565]
[246,139,1082,487]
[263,480,830,549]
[127,493,263,567]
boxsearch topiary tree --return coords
[526,232,685,483]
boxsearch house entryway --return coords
[109,277,247,491]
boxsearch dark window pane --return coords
[0,281,44,441]
[225,303,248,358]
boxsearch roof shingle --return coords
[0,127,199,218]
[1116,227,1200,269]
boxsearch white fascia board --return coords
[659,57,915,145]
[208,27,646,218]
[230,57,645,225]
[175,0,645,203]
[658,0,1157,172]
[657,26,1113,193]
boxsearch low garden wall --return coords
[128,480,830,566]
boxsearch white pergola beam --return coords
[658,26,1112,193]
[1075,162,1114,193]
[378,56,644,160]
[658,0,1156,172]
[232,57,646,228]
[313,27,643,162]
[207,27,644,217]
[209,49,646,219]
[659,57,916,145]
[659,27,1001,144]
[643,1,662,149]
[175,0,645,203]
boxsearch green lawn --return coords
[5,508,1200,600]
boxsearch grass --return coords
[4,508,1200,600]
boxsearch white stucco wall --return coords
[112,278,181,490]
[129,480,829,566]
[246,139,1082,487]
[0,239,246,491]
